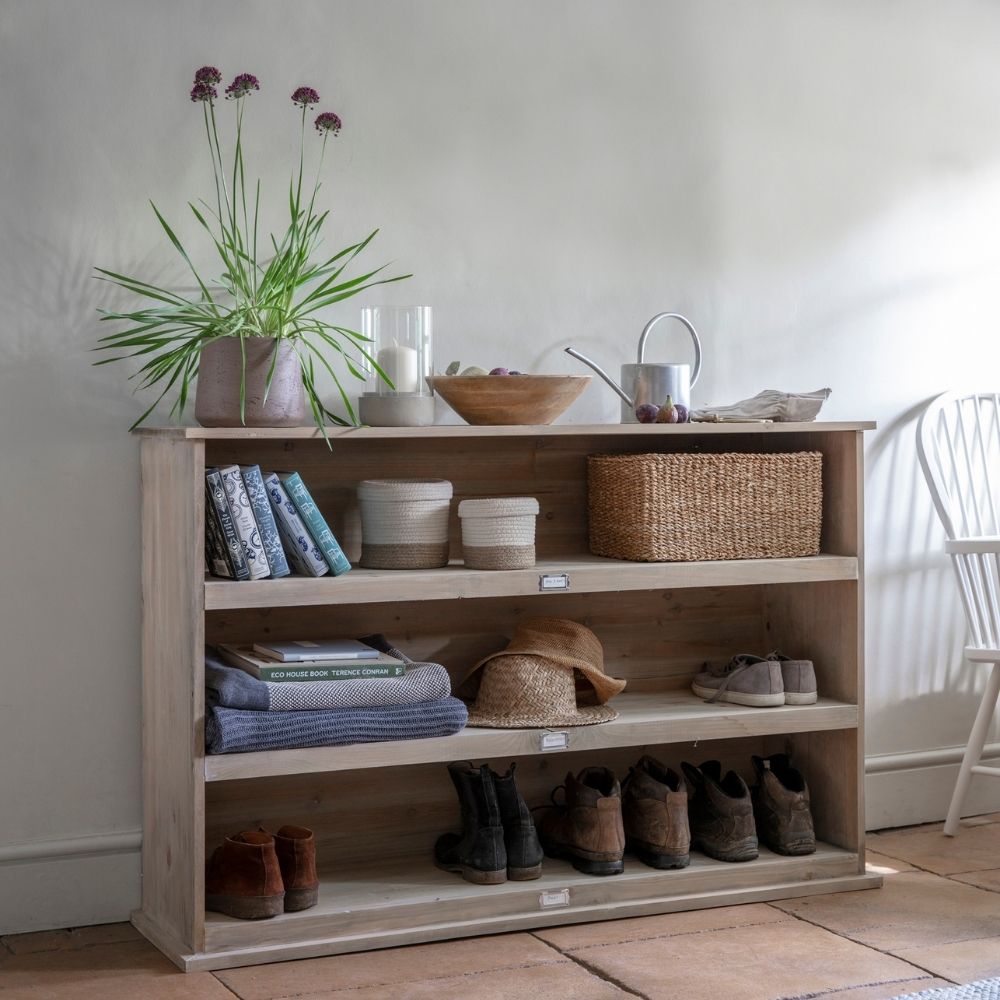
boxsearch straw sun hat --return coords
[463,617,627,728]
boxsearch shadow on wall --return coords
[864,398,997,752]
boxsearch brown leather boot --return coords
[622,755,691,869]
[205,830,284,919]
[536,767,625,876]
[751,754,816,856]
[681,760,758,863]
[273,825,320,911]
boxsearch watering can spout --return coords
[564,347,635,407]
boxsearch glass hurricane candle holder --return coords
[358,306,435,426]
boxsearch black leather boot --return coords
[491,763,543,880]
[434,762,507,884]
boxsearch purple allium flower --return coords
[314,111,342,136]
[225,73,260,99]
[291,86,320,108]
[190,81,217,103]
[194,66,222,85]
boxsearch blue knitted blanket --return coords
[205,697,469,754]
[205,649,451,712]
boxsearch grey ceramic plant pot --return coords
[194,337,306,427]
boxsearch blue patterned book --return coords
[263,472,329,577]
[240,465,290,579]
[219,466,270,580]
[280,472,352,576]
[205,470,251,580]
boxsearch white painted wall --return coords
[3,0,1000,932]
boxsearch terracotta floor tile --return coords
[866,850,918,874]
[0,940,234,999]
[269,962,628,1000]
[772,872,1000,951]
[822,979,953,999]
[563,917,927,1000]
[894,936,1000,983]
[950,868,1000,892]
[868,821,1000,874]
[215,933,563,999]
[1,922,142,956]
[533,903,790,951]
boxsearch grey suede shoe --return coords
[691,654,784,707]
[765,651,818,705]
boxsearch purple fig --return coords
[635,403,659,423]
[509,370,524,375]
[489,367,511,376]
[675,402,690,423]
[656,394,679,424]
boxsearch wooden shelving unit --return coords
[133,421,880,972]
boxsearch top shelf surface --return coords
[135,421,876,440]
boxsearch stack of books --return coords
[204,466,352,581]
[216,638,407,682]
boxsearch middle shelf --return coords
[204,553,859,609]
[204,691,858,781]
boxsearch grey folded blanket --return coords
[205,697,469,754]
[206,648,451,712]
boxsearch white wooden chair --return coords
[917,391,1000,835]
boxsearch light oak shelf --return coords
[204,553,859,610]
[205,692,859,782]
[142,844,879,972]
[135,421,877,972]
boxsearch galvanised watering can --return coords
[566,312,702,423]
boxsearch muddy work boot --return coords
[273,825,320,911]
[691,654,784,707]
[205,830,285,919]
[622,755,691,869]
[491,763,544,880]
[536,767,625,876]
[435,761,507,885]
[751,754,816,856]
[681,760,759,862]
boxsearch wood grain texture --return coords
[137,437,206,953]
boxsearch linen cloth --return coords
[205,697,469,754]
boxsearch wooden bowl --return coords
[426,374,591,426]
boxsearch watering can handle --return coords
[637,313,702,387]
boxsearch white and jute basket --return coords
[358,479,454,569]
[458,497,540,570]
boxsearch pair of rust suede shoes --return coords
[537,753,816,875]
[205,825,318,920]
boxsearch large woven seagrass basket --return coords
[587,451,823,562]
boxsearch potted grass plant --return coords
[94,66,408,435]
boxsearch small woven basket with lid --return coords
[587,451,822,562]
[458,497,540,570]
[358,479,453,569]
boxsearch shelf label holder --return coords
[539,573,570,592]
[539,888,570,908]
[540,730,570,752]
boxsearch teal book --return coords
[280,472,352,576]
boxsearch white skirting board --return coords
[865,744,1000,830]
[0,832,140,936]
[3,750,1000,937]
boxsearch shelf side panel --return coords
[139,437,206,952]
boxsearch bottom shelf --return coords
[136,842,882,972]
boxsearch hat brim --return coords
[466,647,627,704]
[465,702,618,729]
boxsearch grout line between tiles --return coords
[216,958,575,999]
[767,903,960,986]
[770,974,940,1000]
[529,930,651,1000]
[208,973,245,999]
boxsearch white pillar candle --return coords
[377,344,420,394]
